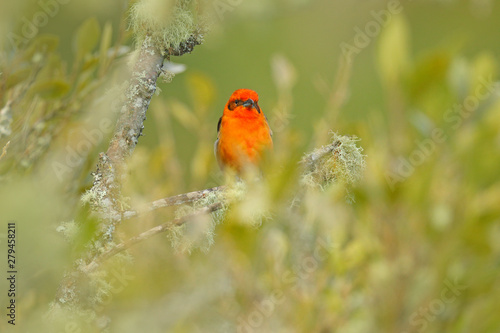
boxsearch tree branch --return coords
[122,185,226,219]
[0,141,9,161]
[89,32,203,233]
[83,202,223,273]
[89,36,166,231]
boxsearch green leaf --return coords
[30,80,70,99]
[45,53,65,77]
[76,70,97,95]
[377,15,410,84]
[407,52,451,101]
[169,99,199,131]
[6,67,31,89]
[186,72,215,114]
[98,22,113,75]
[82,56,99,72]
[74,17,101,59]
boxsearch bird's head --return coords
[225,89,262,116]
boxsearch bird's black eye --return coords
[228,99,241,111]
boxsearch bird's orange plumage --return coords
[215,89,273,174]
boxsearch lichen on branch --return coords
[301,132,366,195]
[131,0,202,56]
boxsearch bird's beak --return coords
[242,99,255,108]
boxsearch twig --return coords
[83,202,223,273]
[304,139,342,163]
[0,141,9,161]
[122,185,226,219]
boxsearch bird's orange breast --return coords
[216,112,272,172]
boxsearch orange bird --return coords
[215,89,273,174]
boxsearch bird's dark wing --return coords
[214,116,223,169]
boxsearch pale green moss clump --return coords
[301,132,366,192]
[81,186,106,208]
[130,0,198,55]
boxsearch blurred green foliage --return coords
[1,0,500,332]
